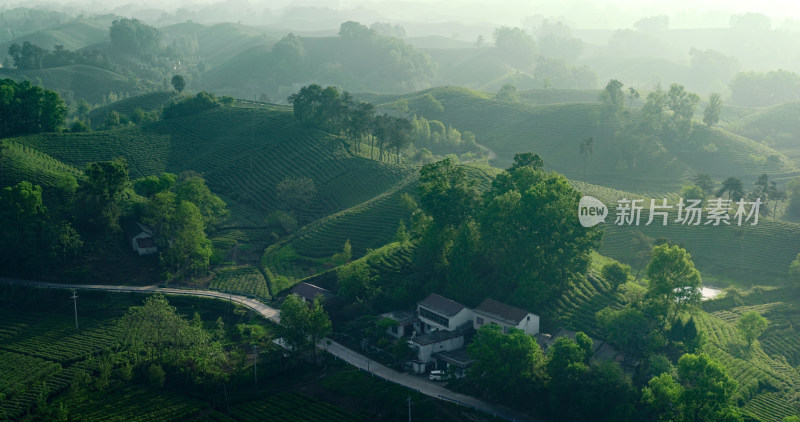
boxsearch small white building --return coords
[380,311,419,339]
[410,329,465,363]
[125,221,158,256]
[417,293,473,333]
[472,298,540,336]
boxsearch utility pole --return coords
[253,344,258,387]
[70,290,79,330]
[407,396,411,422]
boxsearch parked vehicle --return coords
[429,370,450,381]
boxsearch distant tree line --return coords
[162,91,234,119]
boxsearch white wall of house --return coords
[473,312,540,336]
[414,335,464,362]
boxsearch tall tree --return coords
[579,137,594,181]
[170,75,186,93]
[738,311,768,347]
[716,177,745,201]
[646,244,702,323]
[703,93,722,127]
[600,79,625,115]
[481,166,602,307]
[77,158,130,232]
[418,158,480,228]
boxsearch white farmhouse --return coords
[417,293,473,333]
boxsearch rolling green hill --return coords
[0,64,143,104]
[725,102,800,166]
[87,90,180,123]
[574,180,800,284]
[371,86,797,192]
[0,18,110,55]
[9,102,415,228]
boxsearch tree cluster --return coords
[7,42,110,70]
[413,154,601,310]
[117,294,230,386]
[468,326,636,420]
[109,18,162,59]
[162,91,234,119]
[279,294,332,364]
[288,84,412,163]
[137,172,228,280]
[0,79,66,138]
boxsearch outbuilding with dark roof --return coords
[472,298,540,335]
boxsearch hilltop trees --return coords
[288,85,412,162]
[493,26,537,67]
[414,155,601,309]
[110,18,161,59]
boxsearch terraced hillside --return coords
[725,102,800,166]
[368,87,797,193]
[9,103,415,226]
[574,181,800,283]
[261,175,416,284]
[87,91,180,123]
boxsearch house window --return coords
[476,317,484,325]
[419,307,450,327]
[503,326,509,334]
[390,325,397,334]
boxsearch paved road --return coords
[0,277,280,322]
[1,277,536,421]
[320,339,535,422]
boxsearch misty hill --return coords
[0,18,111,57]
[160,22,277,69]
[204,22,436,100]
[0,64,143,104]
[366,86,796,192]
[725,102,800,165]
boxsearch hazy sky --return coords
[2,0,799,29]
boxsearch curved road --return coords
[0,277,535,422]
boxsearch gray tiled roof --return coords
[473,298,532,325]
[418,293,466,316]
